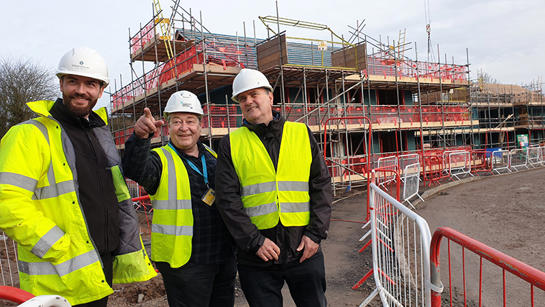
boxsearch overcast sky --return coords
[1,0,544,109]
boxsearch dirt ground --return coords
[417,167,545,306]
[77,167,545,306]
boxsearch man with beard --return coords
[0,47,156,306]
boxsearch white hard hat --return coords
[231,68,273,102]
[164,90,203,116]
[17,295,71,307]
[56,47,109,86]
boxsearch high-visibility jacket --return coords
[150,144,217,268]
[0,100,156,305]
[230,121,312,229]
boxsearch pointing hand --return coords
[134,108,164,139]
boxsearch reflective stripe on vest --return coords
[149,146,193,268]
[153,199,192,210]
[151,224,193,236]
[18,120,77,200]
[0,172,37,192]
[241,181,309,196]
[18,250,100,276]
[241,181,310,216]
[31,226,65,259]
[230,121,312,229]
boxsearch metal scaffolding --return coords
[109,2,545,193]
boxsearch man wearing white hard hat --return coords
[215,68,332,306]
[123,90,236,307]
[0,47,156,306]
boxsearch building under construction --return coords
[109,1,545,192]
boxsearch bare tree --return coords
[476,69,497,85]
[0,58,58,137]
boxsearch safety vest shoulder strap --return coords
[202,143,217,158]
[150,146,192,203]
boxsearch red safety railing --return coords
[430,227,545,307]
[422,153,444,186]
[370,168,400,202]
[419,146,474,186]
[130,18,156,55]
[0,286,34,304]
[202,105,240,129]
[470,149,493,175]
[130,181,153,235]
[365,55,468,83]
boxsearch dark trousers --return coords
[238,251,327,307]
[72,252,113,307]
[156,258,236,307]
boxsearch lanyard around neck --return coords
[168,143,208,186]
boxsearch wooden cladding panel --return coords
[331,43,367,70]
[257,34,287,70]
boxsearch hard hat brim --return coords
[232,85,273,103]
[56,70,110,86]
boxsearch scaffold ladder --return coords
[153,0,174,60]
[397,28,406,59]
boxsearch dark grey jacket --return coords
[215,112,332,266]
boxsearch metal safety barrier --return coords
[540,145,545,166]
[358,177,433,306]
[469,150,492,175]
[0,231,18,287]
[446,151,473,180]
[527,145,542,167]
[377,156,399,189]
[509,148,529,171]
[422,153,444,186]
[491,149,512,174]
[398,153,420,183]
[430,227,545,307]
[402,163,424,209]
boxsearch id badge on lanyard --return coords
[170,143,215,206]
[201,188,215,206]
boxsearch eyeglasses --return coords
[170,119,199,128]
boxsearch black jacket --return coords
[122,135,234,264]
[50,99,120,255]
[215,112,332,266]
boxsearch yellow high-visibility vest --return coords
[0,100,156,305]
[230,121,311,229]
[150,144,216,268]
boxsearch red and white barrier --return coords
[430,227,545,307]
[358,175,433,306]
